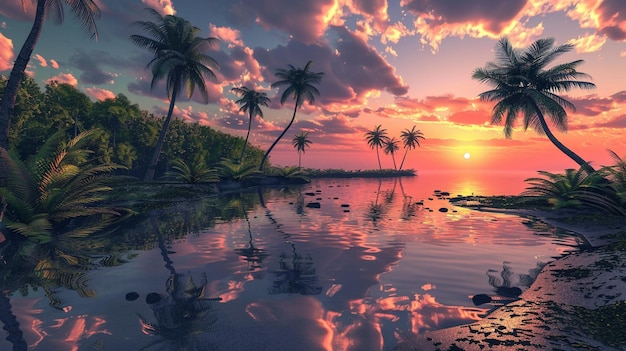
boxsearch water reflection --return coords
[1,176,588,351]
[136,215,220,351]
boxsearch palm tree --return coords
[0,0,101,185]
[399,126,425,170]
[472,37,596,173]
[291,131,312,168]
[365,125,389,171]
[258,61,324,171]
[383,137,400,170]
[231,87,270,163]
[130,8,219,181]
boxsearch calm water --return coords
[2,173,586,351]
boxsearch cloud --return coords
[569,95,613,116]
[49,59,59,69]
[447,110,490,126]
[34,54,47,67]
[141,0,175,15]
[0,1,35,21]
[596,114,626,128]
[0,32,13,71]
[233,0,338,44]
[568,33,607,53]
[402,0,527,51]
[68,50,120,85]
[209,24,243,47]
[85,87,115,101]
[48,72,78,86]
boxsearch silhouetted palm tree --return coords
[472,37,596,172]
[365,125,389,171]
[131,8,219,181]
[291,131,312,168]
[231,86,270,163]
[0,0,101,186]
[259,61,323,171]
[399,126,425,170]
[383,137,400,170]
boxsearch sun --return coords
[463,152,471,159]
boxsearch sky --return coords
[1,0,626,175]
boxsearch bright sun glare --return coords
[464,152,471,159]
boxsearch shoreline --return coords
[393,207,626,351]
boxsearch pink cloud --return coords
[141,0,175,15]
[209,24,243,46]
[34,54,46,67]
[49,59,59,69]
[85,87,115,101]
[48,72,78,86]
[0,32,14,71]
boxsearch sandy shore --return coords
[393,208,626,351]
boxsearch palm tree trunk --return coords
[376,145,382,171]
[259,103,298,171]
[391,153,397,170]
[298,150,302,168]
[399,148,409,170]
[0,0,46,186]
[144,85,179,182]
[238,111,253,163]
[0,292,27,351]
[533,104,595,173]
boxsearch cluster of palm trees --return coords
[365,125,425,171]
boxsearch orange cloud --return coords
[209,24,243,47]
[0,32,14,71]
[49,59,59,69]
[568,33,607,53]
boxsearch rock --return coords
[306,202,321,208]
[472,294,492,306]
[438,207,449,212]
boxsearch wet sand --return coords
[393,208,626,351]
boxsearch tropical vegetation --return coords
[292,131,312,168]
[472,37,596,173]
[365,124,389,171]
[399,126,425,170]
[231,86,271,163]
[383,137,400,170]
[259,61,324,171]
[130,8,220,181]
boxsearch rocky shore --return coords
[393,208,626,351]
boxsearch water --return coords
[1,173,586,351]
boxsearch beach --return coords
[393,208,626,351]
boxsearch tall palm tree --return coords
[0,0,101,185]
[472,37,596,173]
[365,125,389,171]
[231,86,270,163]
[383,137,400,170]
[130,8,219,181]
[258,61,323,171]
[291,131,312,168]
[399,126,425,170]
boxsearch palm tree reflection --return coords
[137,215,220,350]
[257,188,322,295]
[233,212,269,272]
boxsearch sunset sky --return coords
[1,0,625,174]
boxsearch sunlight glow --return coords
[463,152,471,159]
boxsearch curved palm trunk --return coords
[238,111,253,163]
[391,153,397,170]
[298,150,302,168]
[0,0,46,185]
[259,103,298,171]
[399,148,409,170]
[144,85,179,182]
[376,145,382,171]
[532,103,595,173]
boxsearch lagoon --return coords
[2,173,586,351]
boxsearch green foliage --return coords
[473,37,596,172]
[0,129,133,243]
[266,165,310,183]
[162,157,219,184]
[218,158,263,182]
